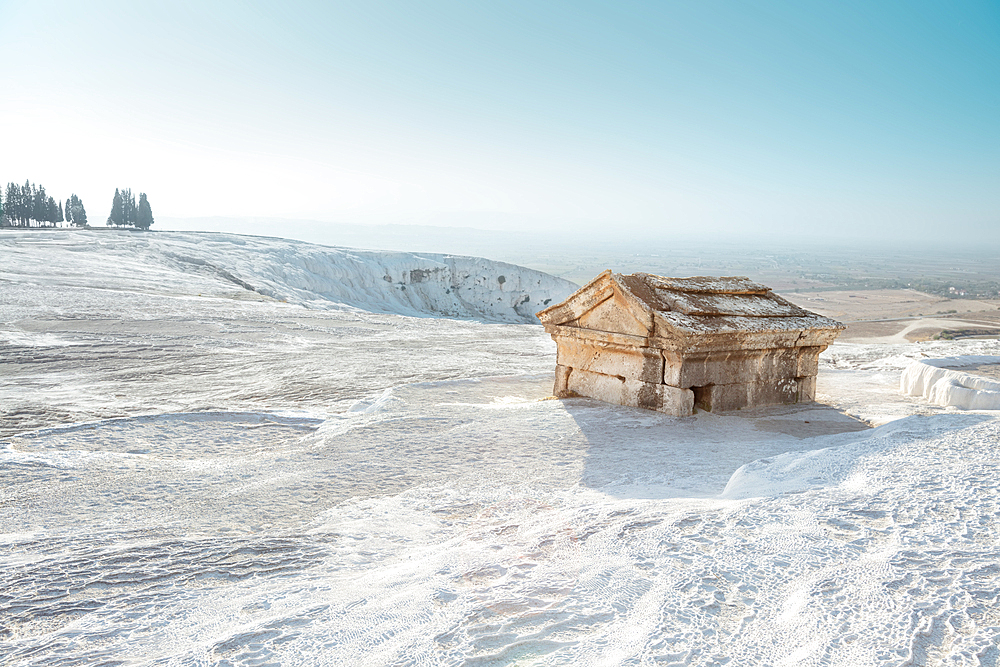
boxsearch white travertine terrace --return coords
[901,355,1000,410]
[536,270,845,416]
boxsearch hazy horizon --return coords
[2,1,997,244]
[154,214,1000,255]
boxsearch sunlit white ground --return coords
[2,230,1000,666]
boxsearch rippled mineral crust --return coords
[538,270,845,416]
[5,230,1000,666]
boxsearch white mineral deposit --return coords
[3,230,1000,666]
[901,355,1000,410]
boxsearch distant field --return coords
[781,289,1000,343]
[781,289,1000,322]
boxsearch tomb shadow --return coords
[559,397,874,500]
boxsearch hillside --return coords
[0,229,577,324]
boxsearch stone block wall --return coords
[551,335,825,417]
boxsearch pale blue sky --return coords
[1,0,997,241]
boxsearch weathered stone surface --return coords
[797,375,817,402]
[554,364,572,396]
[796,348,822,377]
[538,271,844,416]
[691,379,801,413]
[542,324,649,350]
[564,367,694,416]
[574,287,653,337]
[556,338,663,384]
[672,348,805,387]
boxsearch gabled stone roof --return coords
[537,270,844,344]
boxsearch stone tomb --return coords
[536,271,844,416]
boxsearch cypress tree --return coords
[22,183,30,226]
[22,184,29,226]
[22,182,30,226]
[5,184,18,226]
[7,183,13,225]
[31,183,44,225]
[136,193,153,230]
[64,199,72,225]
[108,188,124,227]
[9,182,19,226]
[47,196,59,225]
[7,183,16,225]
[24,181,36,226]
[69,195,88,227]
[123,188,136,227]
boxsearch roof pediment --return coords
[534,270,653,337]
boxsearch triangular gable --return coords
[537,270,654,337]
[576,287,653,337]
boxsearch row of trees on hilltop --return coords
[1,181,80,227]
[107,188,153,229]
[1,181,153,230]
